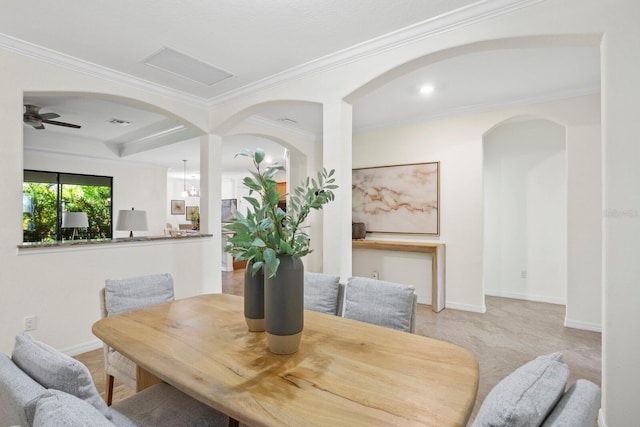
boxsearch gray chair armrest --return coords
[0,354,46,427]
[541,379,601,427]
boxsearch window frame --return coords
[23,169,114,242]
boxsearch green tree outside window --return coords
[22,170,113,243]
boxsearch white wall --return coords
[566,122,601,331]
[484,119,567,304]
[0,48,220,356]
[352,249,432,304]
[352,95,600,318]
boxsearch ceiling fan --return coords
[23,104,81,130]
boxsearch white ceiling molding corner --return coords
[0,33,209,108]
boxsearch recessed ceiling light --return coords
[420,85,435,95]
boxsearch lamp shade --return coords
[116,208,148,237]
[61,212,89,228]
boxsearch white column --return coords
[322,100,353,281]
[199,134,223,294]
[601,22,640,425]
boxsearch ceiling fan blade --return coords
[41,119,81,129]
[39,112,60,120]
[34,124,46,130]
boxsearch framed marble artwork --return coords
[352,162,439,235]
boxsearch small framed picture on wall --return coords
[171,200,185,215]
[186,206,199,221]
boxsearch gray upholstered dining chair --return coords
[3,332,228,427]
[304,272,342,315]
[342,277,417,333]
[99,273,175,405]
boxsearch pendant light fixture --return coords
[181,160,189,197]
[181,159,200,198]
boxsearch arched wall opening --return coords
[218,113,324,272]
[22,91,209,237]
[346,35,600,321]
[344,35,600,105]
[214,99,321,199]
[23,91,207,134]
[483,116,567,309]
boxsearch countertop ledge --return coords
[18,233,213,249]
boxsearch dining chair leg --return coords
[105,374,114,406]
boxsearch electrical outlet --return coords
[24,315,37,331]
[372,271,379,280]
[521,271,527,279]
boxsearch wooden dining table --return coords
[92,293,478,426]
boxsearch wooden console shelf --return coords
[352,239,446,313]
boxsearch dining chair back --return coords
[99,273,174,405]
[342,277,417,333]
[304,272,341,315]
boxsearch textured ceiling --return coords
[1,0,479,101]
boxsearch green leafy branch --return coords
[224,148,337,278]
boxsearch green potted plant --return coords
[189,207,200,230]
[224,148,337,353]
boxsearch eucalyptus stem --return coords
[224,148,337,277]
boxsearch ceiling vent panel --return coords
[144,47,233,86]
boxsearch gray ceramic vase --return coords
[264,255,304,354]
[244,262,265,332]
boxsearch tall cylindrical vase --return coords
[264,255,304,354]
[244,262,265,332]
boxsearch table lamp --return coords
[116,207,148,238]
[61,212,89,240]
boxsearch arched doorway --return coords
[483,116,567,307]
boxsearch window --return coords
[23,170,113,242]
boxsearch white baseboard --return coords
[564,318,602,333]
[485,289,565,305]
[445,301,487,313]
[598,408,606,427]
[60,339,103,357]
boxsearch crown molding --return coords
[0,0,543,109]
[0,33,208,108]
[23,146,169,169]
[207,0,545,106]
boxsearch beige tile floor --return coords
[76,270,601,424]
